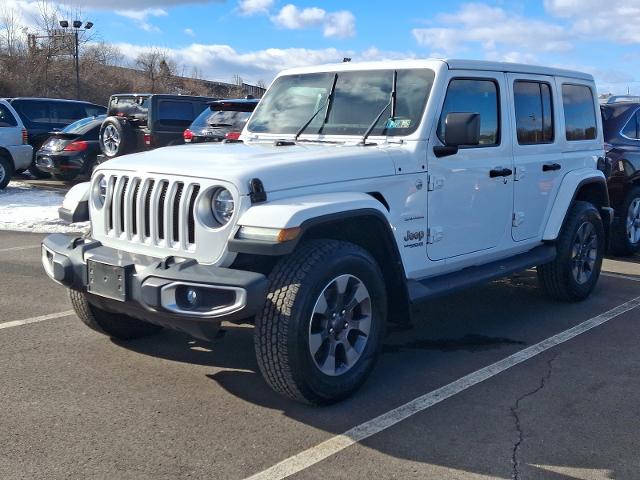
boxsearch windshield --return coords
[247,68,435,137]
[62,115,106,134]
[191,108,253,129]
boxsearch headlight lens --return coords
[211,188,234,225]
[93,175,107,208]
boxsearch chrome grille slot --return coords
[102,174,201,253]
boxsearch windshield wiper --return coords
[208,123,233,127]
[360,70,398,145]
[294,73,338,141]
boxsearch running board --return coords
[407,245,556,304]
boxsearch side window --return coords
[438,79,499,146]
[562,84,597,141]
[15,101,50,124]
[157,101,194,128]
[621,110,640,140]
[514,80,554,145]
[0,104,18,127]
[50,102,86,124]
[85,105,105,117]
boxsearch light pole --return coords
[59,20,93,99]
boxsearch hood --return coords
[96,142,396,195]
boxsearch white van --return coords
[0,99,33,189]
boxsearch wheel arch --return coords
[543,170,611,243]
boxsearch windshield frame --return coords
[246,67,435,140]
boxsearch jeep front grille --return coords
[102,174,200,252]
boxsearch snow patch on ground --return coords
[0,181,88,233]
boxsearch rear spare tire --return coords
[99,116,135,158]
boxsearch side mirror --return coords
[434,112,481,158]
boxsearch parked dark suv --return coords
[7,97,106,177]
[601,101,640,256]
[97,94,217,162]
[183,98,258,143]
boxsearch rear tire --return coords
[537,201,605,302]
[254,240,387,405]
[0,155,13,189]
[610,186,640,257]
[69,289,162,340]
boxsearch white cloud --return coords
[544,0,640,44]
[237,0,275,16]
[112,42,411,84]
[184,27,196,37]
[115,7,168,32]
[271,4,356,38]
[412,3,572,57]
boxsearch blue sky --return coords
[7,0,640,93]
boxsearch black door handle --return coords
[543,163,562,172]
[489,167,513,178]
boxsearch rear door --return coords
[507,74,563,241]
[153,99,195,146]
[426,72,514,261]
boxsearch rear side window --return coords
[621,110,640,140]
[0,104,18,127]
[562,84,597,141]
[438,79,500,146]
[50,102,86,124]
[14,100,49,124]
[85,104,106,117]
[514,81,554,144]
[157,101,194,128]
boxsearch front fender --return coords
[59,182,91,223]
[542,169,608,241]
[229,192,391,255]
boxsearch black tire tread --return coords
[610,186,640,257]
[0,154,13,189]
[538,201,604,302]
[255,240,352,404]
[68,289,161,340]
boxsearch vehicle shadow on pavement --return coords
[112,269,638,479]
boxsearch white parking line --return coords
[245,295,640,480]
[0,244,40,253]
[0,310,75,330]
[602,272,640,282]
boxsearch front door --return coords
[427,73,513,261]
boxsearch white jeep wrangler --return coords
[43,59,612,404]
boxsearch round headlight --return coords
[211,188,234,225]
[94,175,107,208]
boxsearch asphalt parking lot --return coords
[0,228,639,480]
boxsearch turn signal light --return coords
[183,129,194,142]
[21,128,28,144]
[144,133,153,146]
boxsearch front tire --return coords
[254,240,387,405]
[610,186,640,257]
[69,289,162,340]
[537,201,605,302]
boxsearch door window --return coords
[437,79,500,146]
[514,81,554,144]
[562,84,597,141]
[0,104,18,127]
[14,100,50,124]
[50,102,86,124]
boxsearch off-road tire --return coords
[69,289,161,340]
[0,154,13,189]
[254,240,387,405]
[610,186,640,257]
[99,116,136,158]
[537,201,605,302]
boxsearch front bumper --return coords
[42,234,267,339]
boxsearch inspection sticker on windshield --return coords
[385,118,411,129]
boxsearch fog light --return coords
[186,288,199,307]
